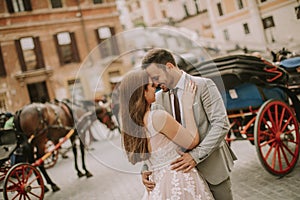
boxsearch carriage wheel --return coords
[0,165,10,182]
[3,163,44,200]
[254,99,300,176]
[44,140,59,169]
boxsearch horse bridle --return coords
[23,105,49,142]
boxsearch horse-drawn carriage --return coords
[0,127,75,199]
[0,98,119,199]
[182,54,300,176]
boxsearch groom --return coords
[141,48,237,200]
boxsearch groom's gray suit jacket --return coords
[152,73,237,185]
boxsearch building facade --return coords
[120,0,300,55]
[0,0,124,112]
[121,0,212,37]
[206,0,300,53]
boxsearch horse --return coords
[13,99,118,192]
[271,47,300,62]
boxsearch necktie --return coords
[173,89,181,124]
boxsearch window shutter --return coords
[95,28,107,57]
[51,0,63,8]
[70,32,80,62]
[15,40,26,71]
[5,0,14,13]
[53,34,63,66]
[109,27,119,55]
[0,46,7,77]
[95,29,101,44]
[24,0,32,11]
[34,37,45,69]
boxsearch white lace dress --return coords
[142,111,214,200]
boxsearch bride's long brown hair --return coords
[119,70,150,165]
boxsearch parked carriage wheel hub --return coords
[279,132,294,141]
[22,184,32,193]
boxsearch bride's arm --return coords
[151,82,199,150]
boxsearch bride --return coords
[118,69,214,200]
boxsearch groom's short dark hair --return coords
[141,48,176,69]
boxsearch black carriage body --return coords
[179,54,300,176]
[182,54,294,111]
[0,129,18,166]
[0,129,30,167]
[0,129,45,200]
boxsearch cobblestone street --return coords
[40,121,300,200]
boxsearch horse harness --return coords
[15,102,74,142]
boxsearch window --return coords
[54,32,80,65]
[109,70,121,88]
[68,79,85,101]
[6,0,32,13]
[20,37,36,70]
[136,1,140,8]
[27,81,49,103]
[217,3,224,16]
[162,10,167,18]
[236,0,244,9]
[243,23,250,34]
[262,16,275,29]
[93,0,103,4]
[295,5,300,20]
[51,0,62,8]
[183,4,189,16]
[108,70,120,78]
[0,46,6,77]
[96,27,119,58]
[194,0,200,13]
[15,37,45,72]
[127,5,132,12]
[223,29,230,41]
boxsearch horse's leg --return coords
[36,144,60,192]
[79,139,93,178]
[38,165,60,192]
[22,141,50,193]
[71,135,85,177]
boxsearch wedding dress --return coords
[142,111,214,200]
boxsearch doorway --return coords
[27,81,50,103]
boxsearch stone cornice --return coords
[14,68,53,86]
[0,12,119,31]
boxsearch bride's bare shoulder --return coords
[150,110,173,132]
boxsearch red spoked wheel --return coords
[3,163,44,200]
[44,140,59,169]
[0,164,10,182]
[254,99,300,176]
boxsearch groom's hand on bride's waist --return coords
[170,150,197,173]
[142,171,156,192]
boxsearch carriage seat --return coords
[280,57,300,69]
[222,83,287,111]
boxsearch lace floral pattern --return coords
[143,165,214,200]
[142,111,214,200]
